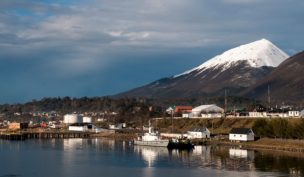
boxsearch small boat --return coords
[168,138,194,150]
[134,121,169,147]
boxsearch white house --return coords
[83,116,92,123]
[229,128,255,142]
[68,123,93,132]
[288,111,300,117]
[191,104,224,118]
[109,123,126,130]
[186,127,210,139]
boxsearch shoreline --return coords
[101,133,304,153]
[2,131,304,154]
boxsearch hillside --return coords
[243,51,304,104]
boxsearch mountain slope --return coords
[242,51,304,104]
[116,39,289,99]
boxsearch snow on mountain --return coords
[175,39,289,77]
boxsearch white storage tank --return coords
[83,117,92,123]
[64,114,83,124]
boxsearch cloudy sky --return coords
[0,0,303,103]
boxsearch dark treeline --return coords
[253,119,304,139]
[0,96,258,112]
[0,96,260,122]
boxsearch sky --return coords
[0,0,303,103]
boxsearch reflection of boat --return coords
[134,121,169,147]
[134,146,168,167]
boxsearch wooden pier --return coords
[0,131,92,140]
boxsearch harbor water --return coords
[0,139,303,177]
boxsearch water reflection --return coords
[229,148,254,160]
[133,143,303,176]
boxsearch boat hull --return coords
[134,140,169,147]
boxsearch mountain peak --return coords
[175,39,289,77]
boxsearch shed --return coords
[187,127,210,139]
[229,128,254,142]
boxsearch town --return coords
[1,102,304,146]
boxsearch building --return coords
[288,111,300,117]
[248,112,267,118]
[229,128,255,142]
[83,116,92,123]
[68,123,93,132]
[8,122,29,130]
[166,106,192,115]
[301,110,304,118]
[191,104,224,118]
[109,123,126,130]
[186,127,210,139]
[64,114,83,124]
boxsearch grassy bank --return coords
[153,117,304,135]
[208,138,304,153]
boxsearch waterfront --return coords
[0,139,303,177]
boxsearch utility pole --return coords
[224,89,227,116]
[267,85,271,111]
[171,109,174,133]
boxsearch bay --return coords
[0,139,303,177]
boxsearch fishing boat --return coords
[134,121,169,147]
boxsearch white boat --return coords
[134,121,169,147]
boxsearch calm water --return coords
[0,139,303,177]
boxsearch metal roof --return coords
[188,127,209,132]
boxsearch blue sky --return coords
[0,0,303,103]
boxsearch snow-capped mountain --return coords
[116,39,289,99]
[175,39,289,77]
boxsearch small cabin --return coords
[187,127,210,139]
[229,128,254,142]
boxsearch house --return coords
[68,123,93,132]
[229,128,254,142]
[8,122,29,130]
[191,104,224,118]
[288,111,300,117]
[186,127,210,139]
[109,123,126,130]
[175,106,193,113]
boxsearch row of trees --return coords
[252,119,304,139]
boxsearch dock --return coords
[0,131,93,140]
